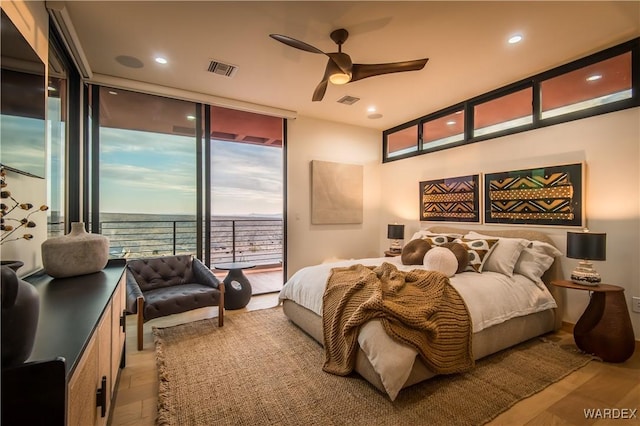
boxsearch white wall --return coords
[379,107,640,338]
[1,1,49,276]
[286,115,381,276]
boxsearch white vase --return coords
[41,222,109,278]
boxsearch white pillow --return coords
[358,320,417,401]
[423,247,458,277]
[513,241,562,287]
[465,231,529,277]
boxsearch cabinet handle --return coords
[120,310,126,333]
[96,375,107,417]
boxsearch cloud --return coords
[99,131,282,215]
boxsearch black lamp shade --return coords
[566,232,606,261]
[387,224,405,240]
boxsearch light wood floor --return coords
[110,294,639,426]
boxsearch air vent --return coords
[211,131,237,140]
[337,95,360,105]
[172,125,196,136]
[207,59,238,78]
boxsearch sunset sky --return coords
[99,127,282,216]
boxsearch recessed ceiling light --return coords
[446,120,456,125]
[186,115,196,121]
[367,106,377,113]
[586,74,602,82]
[116,55,144,68]
[508,34,523,44]
[108,90,118,95]
[155,57,168,64]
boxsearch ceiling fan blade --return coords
[350,58,429,82]
[312,80,328,102]
[311,59,336,101]
[326,52,353,76]
[269,34,325,54]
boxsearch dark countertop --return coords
[23,259,126,378]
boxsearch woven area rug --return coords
[153,307,592,426]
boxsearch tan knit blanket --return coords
[322,262,473,376]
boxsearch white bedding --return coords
[278,256,557,400]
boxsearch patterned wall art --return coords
[484,163,584,226]
[419,174,480,222]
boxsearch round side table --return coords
[552,280,635,362]
[214,262,255,310]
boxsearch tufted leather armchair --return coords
[126,255,224,350]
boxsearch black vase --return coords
[1,261,40,367]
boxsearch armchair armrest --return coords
[192,258,223,289]
[126,268,144,314]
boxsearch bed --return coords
[278,225,565,400]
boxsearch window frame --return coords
[49,19,82,234]
[418,103,467,155]
[535,40,637,127]
[382,37,639,163]
[382,118,421,161]
[469,82,535,142]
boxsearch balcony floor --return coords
[213,266,283,295]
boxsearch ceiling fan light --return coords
[329,72,351,85]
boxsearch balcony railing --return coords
[99,218,283,267]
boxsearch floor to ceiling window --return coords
[208,107,284,292]
[209,107,283,218]
[90,86,285,292]
[96,87,198,258]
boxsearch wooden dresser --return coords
[1,259,127,426]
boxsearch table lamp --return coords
[387,224,405,253]
[566,230,606,286]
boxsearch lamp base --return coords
[389,239,402,253]
[571,261,601,286]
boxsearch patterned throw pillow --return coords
[423,235,457,246]
[408,230,463,241]
[440,242,470,273]
[453,238,499,273]
[464,232,530,277]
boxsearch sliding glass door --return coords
[95,87,197,258]
[207,107,284,293]
[89,85,285,292]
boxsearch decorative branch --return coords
[0,167,48,246]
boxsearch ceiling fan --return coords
[269,28,428,102]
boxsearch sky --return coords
[99,127,282,216]
[0,115,46,178]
